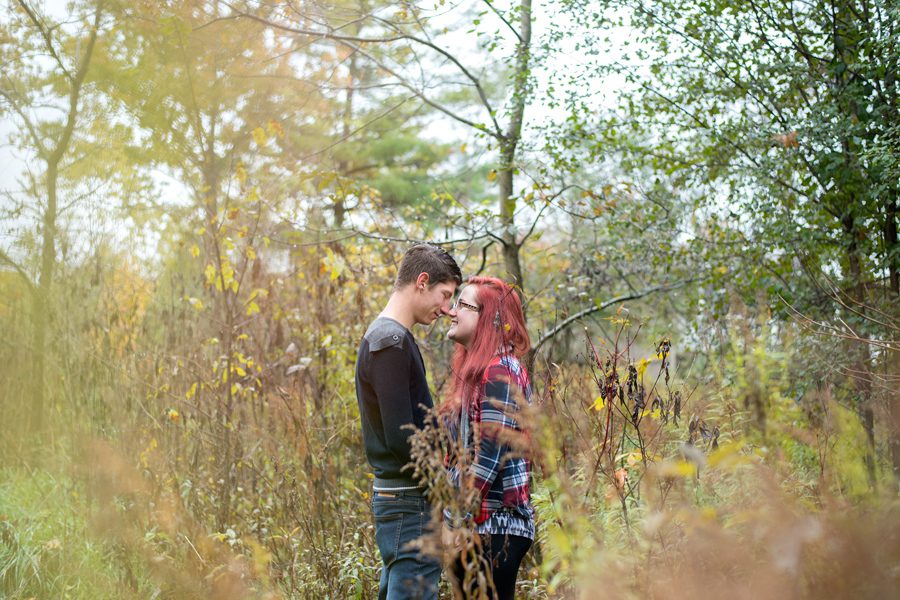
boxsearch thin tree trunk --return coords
[885,199,900,483]
[334,47,357,229]
[890,348,900,482]
[30,168,55,430]
[887,199,898,296]
[842,210,878,487]
[498,0,531,295]
[26,3,102,432]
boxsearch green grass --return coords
[0,467,142,599]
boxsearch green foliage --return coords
[0,469,147,599]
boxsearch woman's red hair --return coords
[446,277,530,411]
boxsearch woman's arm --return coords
[471,367,520,497]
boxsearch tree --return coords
[566,0,899,481]
[0,0,106,433]
[225,0,547,292]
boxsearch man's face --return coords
[413,278,457,326]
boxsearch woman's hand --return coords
[441,522,473,559]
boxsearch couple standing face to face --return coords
[354,243,463,600]
[395,250,481,350]
[355,244,532,600]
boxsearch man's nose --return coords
[442,303,456,316]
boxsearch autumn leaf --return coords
[251,127,267,146]
[635,357,651,379]
[614,467,627,490]
[771,130,799,149]
[265,118,284,139]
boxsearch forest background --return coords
[1,0,898,598]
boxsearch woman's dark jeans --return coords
[450,533,532,600]
[372,490,440,600]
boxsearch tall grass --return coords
[0,467,146,599]
[1,246,897,598]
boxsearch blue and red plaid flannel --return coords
[448,354,534,538]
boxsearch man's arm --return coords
[369,345,416,464]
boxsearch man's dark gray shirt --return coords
[355,316,433,488]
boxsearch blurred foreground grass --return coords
[0,465,146,599]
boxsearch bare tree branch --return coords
[482,0,523,43]
[218,1,505,138]
[0,87,47,158]
[15,0,74,81]
[532,280,693,353]
[779,294,899,352]
[518,184,579,247]
[0,247,36,295]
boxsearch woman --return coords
[443,276,534,600]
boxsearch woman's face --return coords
[447,285,481,348]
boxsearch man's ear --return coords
[415,272,431,290]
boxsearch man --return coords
[355,243,462,600]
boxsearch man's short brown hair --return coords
[395,244,462,290]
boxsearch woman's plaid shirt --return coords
[448,354,535,538]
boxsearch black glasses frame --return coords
[452,299,481,313]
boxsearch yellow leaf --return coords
[636,357,651,379]
[246,301,260,316]
[263,236,271,248]
[246,246,256,260]
[459,143,467,153]
[205,264,216,286]
[708,442,751,470]
[252,127,267,146]
[185,383,197,399]
[654,459,698,478]
[487,169,497,182]
[234,366,247,377]
[190,244,200,258]
[592,395,605,411]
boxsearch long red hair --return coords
[446,277,530,412]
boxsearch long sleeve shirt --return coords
[355,317,433,490]
[448,354,535,539]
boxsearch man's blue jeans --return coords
[371,490,440,600]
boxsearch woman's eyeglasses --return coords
[451,299,481,313]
